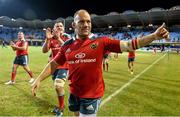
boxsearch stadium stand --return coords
[0,6,179,47]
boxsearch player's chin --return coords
[82,31,90,36]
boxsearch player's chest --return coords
[65,41,102,60]
[16,42,23,47]
[50,41,61,49]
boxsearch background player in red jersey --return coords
[5,32,34,85]
[41,22,70,116]
[103,51,110,71]
[128,51,135,74]
[32,10,169,117]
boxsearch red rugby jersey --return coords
[54,36,121,98]
[128,51,135,58]
[49,34,70,69]
[15,40,28,56]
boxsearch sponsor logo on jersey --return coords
[75,53,86,59]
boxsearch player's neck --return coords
[76,35,88,40]
[19,38,25,41]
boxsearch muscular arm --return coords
[11,46,17,51]
[42,39,50,53]
[11,42,27,50]
[31,60,59,96]
[35,60,58,82]
[120,33,156,52]
[120,23,169,52]
[138,33,156,48]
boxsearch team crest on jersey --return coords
[90,43,98,49]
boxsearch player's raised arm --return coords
[12,41,28,50]
[138,23,169,47]
[42,28,52,53]
[120,23,169,52]
[10,41,16,51]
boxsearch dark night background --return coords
[0,0,179,20]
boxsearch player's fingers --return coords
[32,89,36,96]
[31,86,37,96]
[31,83,36,95]
[158,23,166,30]
[163,32,169,39]
[160,28,167,35]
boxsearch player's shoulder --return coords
[21,39,26,42]
[62,37,75,46]
[62,33,71,38]
[89,33,108,40]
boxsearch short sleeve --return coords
[53,47,66,65]
[103,37,121,53]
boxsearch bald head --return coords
[74,9,90,20]
[72,9,92,39]
[73,9,91,23]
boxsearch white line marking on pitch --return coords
[100,54,166,107]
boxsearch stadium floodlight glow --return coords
[127,24,131,28]
[0,24,3,27]
[11,18,16,21]
[149,24,153,27]
[108,25,112,29]
[43,28,46,31]
[69,27,72,30]
[19,27,23,29]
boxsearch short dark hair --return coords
[18,31,24,34]
[55,21,63,24]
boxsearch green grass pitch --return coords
[0,46,180,116]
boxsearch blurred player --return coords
[2,40,7,48]
[114,53,118,60]
[41,22,70,116]
[5,32,34,85]
[128,51,135,75]
[153,46,157,54]
[32,10,169,117]
[103,51,110,71]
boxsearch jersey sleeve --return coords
[53,47,66,65]
[102,37,122,53]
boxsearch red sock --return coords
[58,95,64,110]
[11,72,16,81]
[106,63,109,71]
[27,71,33,78]
[103,64,105,71]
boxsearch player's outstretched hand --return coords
[46,27,53,40]
[31,79,40,97]
[153,23,170,41]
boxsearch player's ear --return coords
[72,22,76,29]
